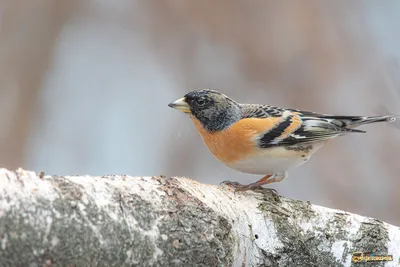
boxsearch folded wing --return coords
[241,104,397,148]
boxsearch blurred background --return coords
[1,0,400,224]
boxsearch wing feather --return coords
[240,104,392,148]
[245,108,364,148]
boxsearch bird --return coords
[168,89,397,191]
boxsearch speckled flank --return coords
[284,145,313,153]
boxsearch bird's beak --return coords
[168,97,191,113]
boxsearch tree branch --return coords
[0,168,398,267]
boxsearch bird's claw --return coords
[220,180,278,194]
[253,187,278,195]
[220,180,241,186]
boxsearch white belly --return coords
[225,143,325,175]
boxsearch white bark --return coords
[0,168,398,267]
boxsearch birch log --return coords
[0,168,399,267]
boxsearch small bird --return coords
[168,89,397,191]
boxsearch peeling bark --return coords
[0,169,398,267]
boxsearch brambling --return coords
[168,89,397,191]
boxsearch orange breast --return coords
[190,116,282,164]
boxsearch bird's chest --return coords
[190,117,257,164]
[190,116,325,174]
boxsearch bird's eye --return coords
[196,97,208,106]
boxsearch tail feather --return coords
[323,115,398,128]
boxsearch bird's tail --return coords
[322,115,398,129]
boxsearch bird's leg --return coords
[259,172,287,185]
[221,174,277,192]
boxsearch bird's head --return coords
[168,89,242,132]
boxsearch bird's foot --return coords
[220,180,262,190]
[220,180,278,194]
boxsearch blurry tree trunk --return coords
[0,1,77,168]
[0,168,398,267]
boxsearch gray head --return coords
[168,89,242,132]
